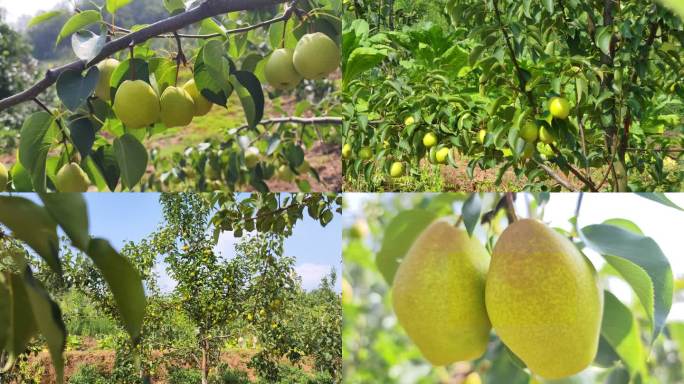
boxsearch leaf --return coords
[343,47,386,89]
[106,0,133,14]
[5,274,38,363]
[22,268,66,384]
[19,112,55,192]
[462,193,481,236]
[40,194,90,251]
[601,290,645,377]
[71,30,106,61]
[0,197,60,275]
[635,193,683,211]
[194,46,233,106]
[581,224,673,341]
[232,71,265,129]
[92,144,121,191]
[68,116,96,158]
[657,0,684,20]
[28,11,63,28]
[87,239,146,340]
[163,0,186,15]
[113,134,148,190]
[376,209,436,284]
[56,68,99,112]
[602,218,643,235]
[595,26,612,56]
[57,10,102,44]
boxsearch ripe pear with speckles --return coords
[485,219,603,379]
[392,221,491,365]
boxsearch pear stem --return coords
[504,193,518,223]
[33,98,73,161]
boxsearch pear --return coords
[245,147,260,169]
[478,129,487,144]
[520,121,539,142]
[182,79,213,116]
[485,219,602,379]
[264,48,303,90]
[297,160,310,174]
[160,86,195,128]
[392,222,491,365]
[389,162,404,178]
[435,147,450,164]
[359,147,372,160]
[276,165,294,182]
[113,80,160,129]
[423,132,438,148]
[55,163,90,192]
[539,126,555,144]
[549,97,571,119]
[521,142,535,160]
[293,33,341,80]
[342,144,352,159]
[94,58,120,101]
[0,163,8,192]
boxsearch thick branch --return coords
[233,116,343,132]
[0,0,288,112]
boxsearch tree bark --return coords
[201,339,209,384]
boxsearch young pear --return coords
[114,80,160,129]
[244,147,260,169]
[182,79,213,116]
[359,147,372,160]
[538,126,555,144]
[342,144,352,159]
[293,32,341,80]
[435,147,450,164]
[423,132,438,148]
[55,163,90,192]
[389,162,404,178]
[160,86,195,128]
[276,164,295,182]
[0,163,8,192]
[485,219,602,379]
[393,222,491,365]
[549,97,571,119]
[264,48,303,90]
[94,58,120,101]
[477,129,487,144]
[521,142,535,160]
[520,121,539,142]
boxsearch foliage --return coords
[3,0,342,193]
[342,0,684,192]
[68,365,109,384]
[343,193,683,383]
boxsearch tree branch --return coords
[549,143,598,191]
[0,0,289,112]
[532,159,578,192]
[233,116,343,133]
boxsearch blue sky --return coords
[7,193,341,292]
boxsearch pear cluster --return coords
[94,58,213,129]
[264,33,341,90]
[392,218,603,380]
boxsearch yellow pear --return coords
[389,162,404,178]
[478,129,487,144]
[392,222,491,365]
[423,132,438,148]
[342,143,352,159]
[549,97,571,119]
[113,80,160,129]
[435,147,450,164]
[182,79,213,116]
[485,219,602,379]
[245,147,260,169]
[94,58,119,101]
[0,163,8,192]
[264,48,303,90]
[160,86,195,128]
[293,33,341,80]
[55,163,90,192]
[521,121,539,142]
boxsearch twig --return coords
[504,193,518,223]
[233,116,343,133]
[0,0,289,112]
[532,159,578,191]
[549,143,598,191]
[33,98,73,160]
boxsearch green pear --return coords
[389,162,404,178]
[293,33,341,80]
[539,126,555,144]
[95,58,119,101]
[55,163,90,192]
[0,163,8,192]
[435,147,450,164]
[423,132,438,148]
[264,48,303,90]
[392,221,491,365]
[297,160,310,174]
[359,147,372,160]
[521,142,535,160]
[183,79,213,116]
[113,80,160,129]
[342,143,352,159]
[485,219,602,379]
[521,121,539,142]
[160,86,195,128]
[245,147,260,169]
[276,164,295,182]
[549,97,570,119]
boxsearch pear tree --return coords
[0,0,343,193]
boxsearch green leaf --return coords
[657,0,684,20]
[194,46,233,106]
[376,209,436,284]
[68,116,96,158]
[72,30,106,61]
[87,239,146,340]
[163,0,185,15]
[6,274,38,364]
[19,112,56,192]
[635,193,683,211]
[56,68,98,112]
[22,268,66,384]
[106,0,133,14]
[92,144,121,191]
[28,11,63,28]
[113,134,148,190]
[232,71,265,129]
[343,47,386,89]
[602,218,643,235]
[595,26,612,56]
[57,10,102,44]
[0,197,61,275]
[40,194,90,251]
[600,291,645,377]
[462,193,481,236]
[581,224,673,341]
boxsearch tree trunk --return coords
[201,340,209,384]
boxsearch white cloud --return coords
[296,263,331,290]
